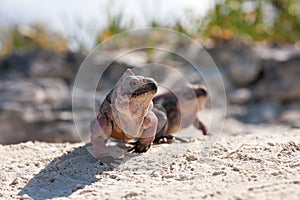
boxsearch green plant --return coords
[202,0,300,43]
[0,25,68,55]
[97,9,133,43]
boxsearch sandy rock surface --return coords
[1,123,300,200]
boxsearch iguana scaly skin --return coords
[91,69,158,159]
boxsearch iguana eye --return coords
[130,81,138,87]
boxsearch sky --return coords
[0,0,213,49]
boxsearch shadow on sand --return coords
[19,144,126,199]
[18,136,197,199]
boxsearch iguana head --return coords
[111,69,158,137]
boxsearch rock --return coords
[207,40,262,87]
[229,88,252,105]
[228,53,261,87]
[98,51,148,89]
[116,51,147,66]
[0,49,87,144]
[0,50,84,83]
[0,77,77,144]
[35,78,69,104]
[29,51,84,83]
[0,104,34,144]
[0,102,80,144]
[0,52,32,79]
[235,102,279,124]
[101,60,134,88]
[39,122,80,143]
[254,45,300,62]
[277,109,300,128]
[257,54,300,102]
[0,78,69,105]
[208,41,300,105]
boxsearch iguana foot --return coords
[128,141,151,153]
[154,135,190,144]
[154,135,174,144]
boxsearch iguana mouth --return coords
[131,82,157,98]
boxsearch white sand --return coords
[1,121,300,200]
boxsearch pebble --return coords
[212,171,223,176]
[232,167,240,172]
[10,178,19,185]
[19,194,31,200]
[72,184,85,192]
[162,174,174,179]
[151,171,160,177]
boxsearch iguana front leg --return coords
[90,115,112,158]
[193,114,208,135]
[129,111,158,153]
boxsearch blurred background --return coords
[0,0,299,144]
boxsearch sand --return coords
[1,120,300,200]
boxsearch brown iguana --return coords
[90,69,208,164]
[90,69,159,161]
[153,84,208,143]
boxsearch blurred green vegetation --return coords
[0,25,68,55]
[1,0,299,55]
[98,12,133,42]
[203,0,300,43]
